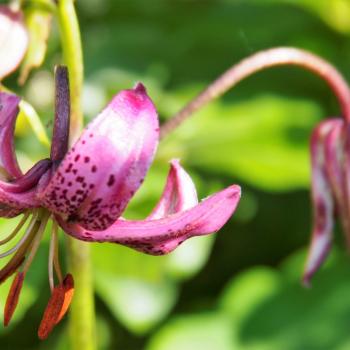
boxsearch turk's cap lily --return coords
[0,5,28,80]
[0,66,241,338]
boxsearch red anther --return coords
[38,273,74,340]
[4,272,24,326]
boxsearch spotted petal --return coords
[0,6,28,80]
[0,93,23,179]
[59,185,241,255]
[40,83,159,230]
[303,120,337,286]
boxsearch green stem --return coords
[66,239,96,350]
[56,1,97,350]
[57,0,84,143]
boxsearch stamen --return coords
[0,211,39,258]
[4,272,24,326]
[48,221,62,292]
[38,274,74,340]
[0,210,41,284]
[53,223,63,283]
[22,211,50,275]
[0,211,30,245]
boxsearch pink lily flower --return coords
[0,5,28,80]
[0,66,241,338]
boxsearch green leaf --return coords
[160,94,322,191]
[92,243,177,334]
[219,267,281,321]
[147,312,235,350]
[19,3,52,85]
[18,100,50,147]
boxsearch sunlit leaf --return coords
[147,312,235,350]
[19,2,52,85]
[18,100,50,147]
[160,94,322,191]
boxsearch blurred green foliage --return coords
[1,0,350,349]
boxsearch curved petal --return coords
[324,119,345,205]
[0,92,22,179]
[0,6,28,80]
[40,83,159,230]
[0,159,51,193]
[323,120,350,239]
[59,185,241,255]
[303,120,337,286]
[0,159,51,217]
[148,159,198,219]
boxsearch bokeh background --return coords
[2,0,350,349]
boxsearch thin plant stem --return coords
[56,1,97,349]
[57,0,83,143]
[160,47,350,138]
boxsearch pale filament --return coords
[22,211,51,275]
[0,211,39,259]
[49,220,63,292]
[0,212,30,245]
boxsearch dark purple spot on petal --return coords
[107,175,115,187]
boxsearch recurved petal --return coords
[59,185,241,255]
[148,159,198,220]
[323,119,350,238]
[0,159,51,217]
[0,92,22,179]
[40,83,159,230]
[303,120,336,286]
[0,6,28,80]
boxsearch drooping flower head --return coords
[160,47,350,287]
[0,66,241,338]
